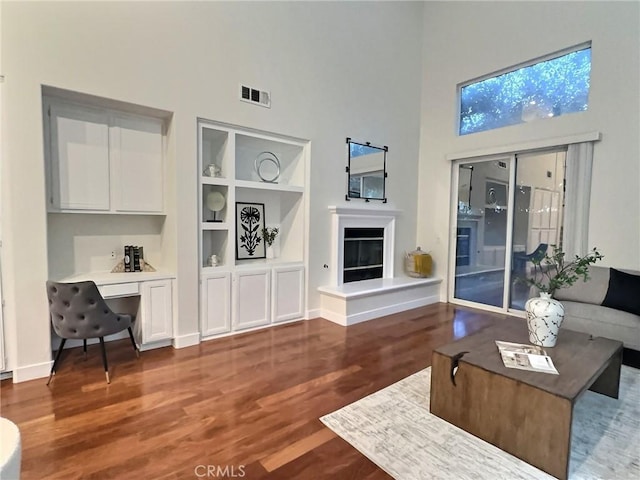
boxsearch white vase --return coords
[525,292,565,347]
[266,246,275,259]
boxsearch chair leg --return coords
[127,327,140,358]
[99,337,110,384]
[83,339,88,360]
[47,339,67,386]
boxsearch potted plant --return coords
[262,227,279,259]
[524,245,603,347]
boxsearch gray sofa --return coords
[554,266,640,351]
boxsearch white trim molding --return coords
[12,360,52,383]
[446,131,601,161]
[172,332,201,349]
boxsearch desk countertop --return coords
[59,270,176,286]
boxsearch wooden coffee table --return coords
[430,318,623,480]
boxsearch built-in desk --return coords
[56,271,176,351]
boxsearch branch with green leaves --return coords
[526,245,603,297]
[262,227,279,247]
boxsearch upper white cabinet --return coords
[45,98,165,214]
[112,115,164,213]
[49,103,111,211]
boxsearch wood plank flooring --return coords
[1,303,504,479]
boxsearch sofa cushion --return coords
[562,301,640,350]
[554,265,610,305]
[602,268,640,316]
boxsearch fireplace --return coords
[319,206,441,326]
[328,205,398,286]
[343,227,384,283]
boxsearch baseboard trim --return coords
[200,318,304,342]
[306,308,322,320]
[12,360,52,383]
[172,332,201,349]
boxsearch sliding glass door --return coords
[509,150,565,310]
[453,157,512,308]
[451,150,566,312]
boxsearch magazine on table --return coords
[495,340,559,375]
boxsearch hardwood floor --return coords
[1,303,505,479]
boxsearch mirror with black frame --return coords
[346,138,387,202]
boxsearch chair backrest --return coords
[46,281,131,340]
[530,243,548,262]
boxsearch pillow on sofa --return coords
[601,268,640,316]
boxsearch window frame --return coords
[457,42,592,136]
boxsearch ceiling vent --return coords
[240,84,271,108]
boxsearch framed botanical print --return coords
[235,202,266,260]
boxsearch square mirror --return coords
[346,138,387,202]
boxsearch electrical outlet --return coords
[110,251,116,259]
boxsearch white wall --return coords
[418,1,640,300]
[47,215,166,279]
[1,2,424,378]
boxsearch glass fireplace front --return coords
[343,227,384,283]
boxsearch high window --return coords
[459,45,591,135]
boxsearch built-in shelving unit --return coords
[198,119,309,339]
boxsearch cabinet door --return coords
[201,272,231,336]
[112,115,164,213]
[49,103,110,210]
[234,269,270,330]
[272,265,304,323]
[141,279,173,344]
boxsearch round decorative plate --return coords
[206,191,225,212]
[255,151,281,183]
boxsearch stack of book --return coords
[124,245,144,272]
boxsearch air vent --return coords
[240,84,271,108]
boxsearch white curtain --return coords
[563,142,594,258]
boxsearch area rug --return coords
[320,366,640,480]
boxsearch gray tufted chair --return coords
[46,280,139,384]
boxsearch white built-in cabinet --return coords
[111,115,164,213]
[44,93,173,354]
[234,268,271,330]
[272,265,305,323]
[197,119,308,339]
[141,279,173,344]
[48,103,111,211]
[200,271,231,336]
[45,98,164,214]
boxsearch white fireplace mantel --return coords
[327,205,402,217]
[328,205,400,287]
